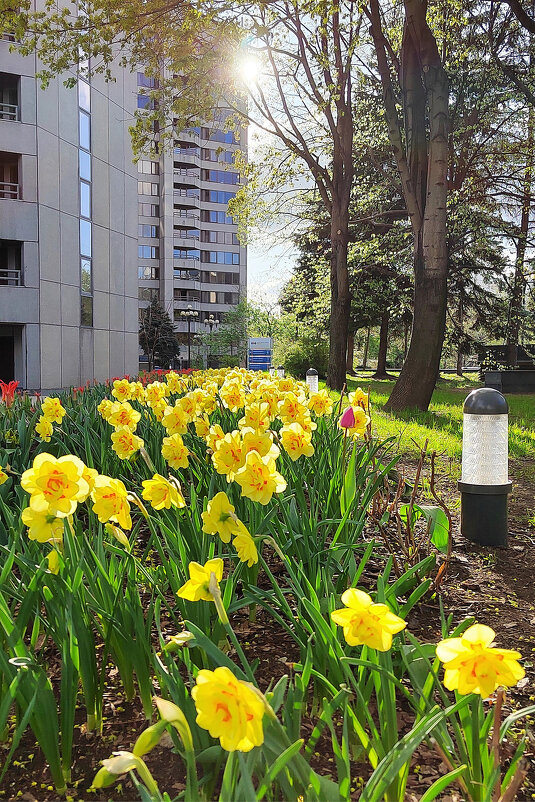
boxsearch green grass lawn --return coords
[321,372,535,464]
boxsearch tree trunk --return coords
[373,310,390,378]
[455,295,463,376]
[506,105,533,366]
[346,332,355,374]
[370,0,449,412]
[327,201,351,390]
[403,321,409,358]
[362,327,370,369]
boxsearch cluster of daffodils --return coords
[331,588,525,698]
[35,396,67,442]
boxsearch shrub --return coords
[282,336,329,379]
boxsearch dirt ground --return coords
[1,458,534,801]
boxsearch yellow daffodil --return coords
[97,398,115,420]
[241,429,280,461]
[21,506,65,543]
[41,396,66,423]
[141,474,186,510]
[348,388,369,410]
[130,381,146,402]
[165,371,184,393]
[162,403,189,435]
[112,378,132,402]
[238,402,271,432]
[35,416,53,441]
[161,433,190,470]
[111,427,144,460]
[331,588,406,651]
[232,520,258,567]
[220,382,246,412]
[178,393,198,421]
[194,414,211,438]
[108,401,141,431]
[206,424,225,452]
[308,389,334,416]
[146,381,168,406]
[201,492,238,543]
[280,422,314,460]
[234,451,287,506]
[436,623,525,698]
[105,522,131,549]
[212,431,244,482]
[177,558,224,602]
[91,475,132,530]
[0,466,8,485]
[21,453,90,518]
[192,666,264,752]
[81,465,98,498]
[151,398,168,421]
[278,392,308,423]
[294,412,317,435]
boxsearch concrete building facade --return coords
[0,26,246,390]
[0,19,140,391]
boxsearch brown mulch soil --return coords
[1,458,534,801]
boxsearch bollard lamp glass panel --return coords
[461,413,509,485]
[306,368,319,394]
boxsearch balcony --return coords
[173,188,200,209]
[174,211,199,228]
[0,240,22,285]
[0,152,20,199]
[173,168,200,190]
[173,148,201,168]
[0,74,19,121]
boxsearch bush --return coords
[282,336,329,379]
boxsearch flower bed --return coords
[0,368,532,801]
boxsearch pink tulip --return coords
[339,406,355,429]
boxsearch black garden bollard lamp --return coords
[458,388,512,547]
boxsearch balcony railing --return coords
[174,209,200,220]
[0,103,19,121]
[174,168,199,177]
[174,147,201,156]
[0,266,22,285]
[0,182,20,199]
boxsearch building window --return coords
[80,180,91,217]
[138,160,159,174]
[174,268,200,280]
[78,79,90,112]
[138,224,159,238]
[201,190,236,204]
[139,287,160,301]
[201,128,239,145]
[138,181,159,196]
[137,72,158,88]
[81,295,93,327]
[201,210,234,225]
[79,110,90,149]
[0,73,19,121]
[201,270,240,285]
[139,203,160,217]
[175,228,200,239]
[79,150,91,181]
[0,153,19,199]
[81,258,91,293]
[201,251,239,265]
[201,169,239,185]
[138,265,160,280]
[138,245,159,259]
[201,148,233,163]
[201,230,239,245]
[0,239,22,285]
[173,248,200,260]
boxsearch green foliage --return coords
[281,335,329,379]
[139,298,179,371]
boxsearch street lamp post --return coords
[204,314,219,368]
[180,305,199,368]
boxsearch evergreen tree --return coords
[139,299,179,371]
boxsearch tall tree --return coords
[139,299,179,371]
[367,0,449,411]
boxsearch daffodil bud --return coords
[91,766,117,789]
[154,697,194,753]
[133,720,167,757]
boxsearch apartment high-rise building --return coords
[0,32,247,390]
[0,22,140,391]
[137,80,247,369]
